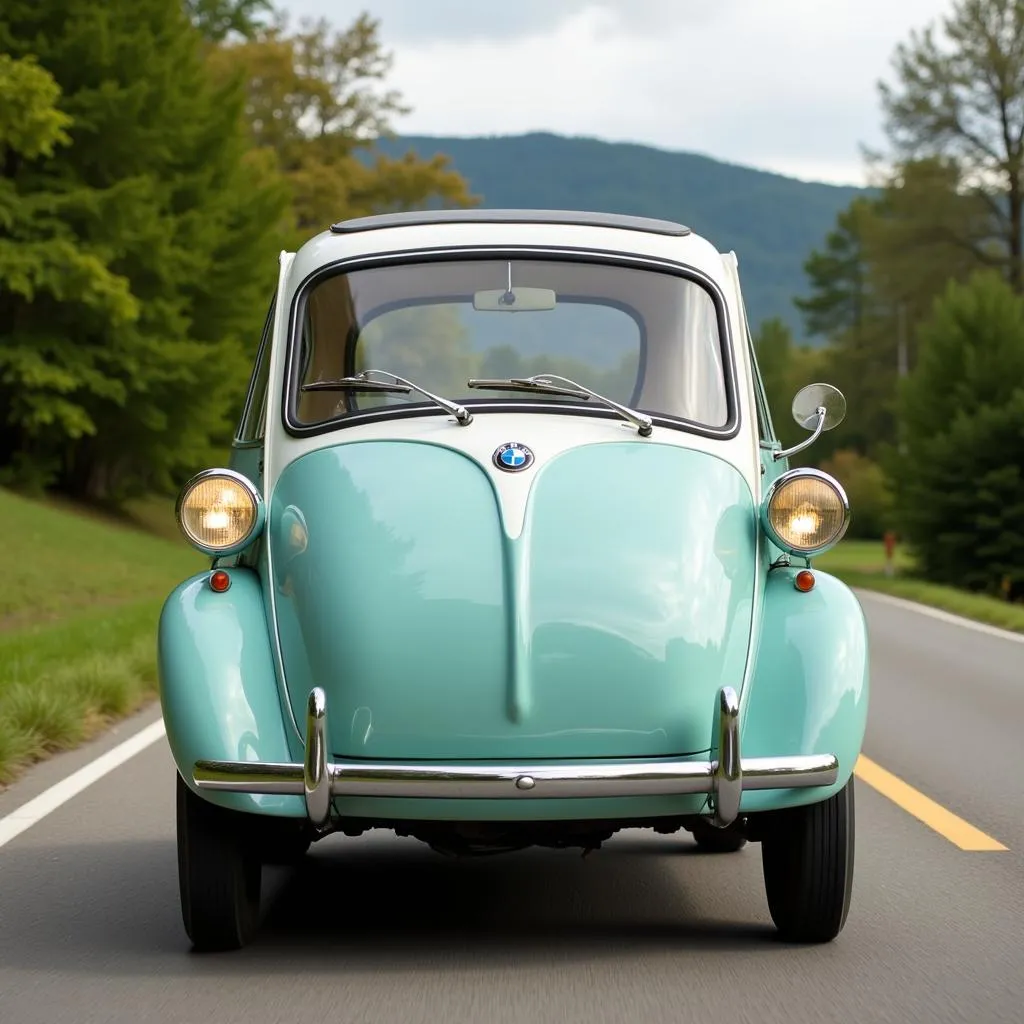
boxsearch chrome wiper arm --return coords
[468,373,652,437]
[467,377,592,399]
[302,377,412,394]
[302,370,472,426]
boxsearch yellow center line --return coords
[854,755,1008,852]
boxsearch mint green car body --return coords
[161,444,868,822]
[160,211,867,952]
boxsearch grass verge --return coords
[816,540,1024,635]
[0,485,201,788]
[0,487,202,632]
[0,599,169,786]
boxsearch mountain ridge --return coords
[374,131,870,339]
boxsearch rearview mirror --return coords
[791,383,847,432]
[473,287,557,312]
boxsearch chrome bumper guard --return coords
[193,687,839,829]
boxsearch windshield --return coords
[289,257,730,430]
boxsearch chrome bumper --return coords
[193,687,839,829]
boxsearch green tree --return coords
[207,14,476,244]
[794,197,878,340]
[0,54,72,161]
[818,449,893,539]
[186,0,274,41]
[0,0,289,499]
[864,158,997,318]
[878,0,1024,291]
[0,52,137,490]
[752,316,835,457]
[889,271,1024,597]
[793,164,987,462]
[792,197,901,460]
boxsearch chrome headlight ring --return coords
[175,467,266,557]
[761,467,851,558]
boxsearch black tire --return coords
[176,773,262,952]
[761,777,855,943]
[690,820,748,852]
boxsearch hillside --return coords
[0,489,200,634]
[376,132,869,339]
[0,488,201,783]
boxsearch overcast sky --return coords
[280,0,954,185]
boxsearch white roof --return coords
[283,209,731,294]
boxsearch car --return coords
[159,208,869,951]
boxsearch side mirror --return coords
[791,383,846,432]
[773,383,846,461]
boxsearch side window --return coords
[236,295,276,443]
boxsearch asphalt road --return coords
[0,591,1021,1024]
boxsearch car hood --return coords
[267,438,757,760]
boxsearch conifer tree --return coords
[0,0,288,498]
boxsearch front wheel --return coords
[760,778,855,943]
[176,774,262,952]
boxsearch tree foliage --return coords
[794,198,877,340]
[206,15,476,244]
[0,55,72,161]
[818,449,893,539]
[752,317,833,457]
[888,271,1024,597]
[794,157,999,463]
[0,0,288,499]
[186,0,274,41]
[877,0,1024,291]
[791,1,1024,585]
[0,1,478,501]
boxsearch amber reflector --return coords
[209,570,231,592]
[794,570,815,592]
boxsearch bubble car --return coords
[160,209,868,950]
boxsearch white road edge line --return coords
[0,719,166,851]
[854,588,1024,645]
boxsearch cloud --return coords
[279,0,955,185]
[285,0,725,42]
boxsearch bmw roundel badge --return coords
[493,442,535,473]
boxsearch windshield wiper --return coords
[467,374,652,437]
[301,369,472,426]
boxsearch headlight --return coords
[175,469,264,556]
[762,468,849,556]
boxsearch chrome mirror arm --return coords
[773,406,826,461]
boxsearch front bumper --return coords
[192,686,839,829]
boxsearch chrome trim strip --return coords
[712,686,742,826]
[263,251,306,745]
[191,684,839,812]
[193,754,838,801]
[303,687,330,825]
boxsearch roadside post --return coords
[883,530,897,578]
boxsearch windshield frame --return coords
[280,245,741,441]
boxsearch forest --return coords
[1,0,1022,602]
